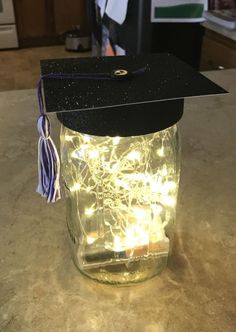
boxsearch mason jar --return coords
[60,124,181,284]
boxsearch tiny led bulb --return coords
[132,207,147,220]
[70,183,81,192]
[87,235,97,245]
[86,186,92,193]
[157,147,164,157]
[114,236,123,252]
[88,150,99,159]
[151,204,163,214]
[161,196,176,207]
[80,144,87,150]
[71,151,78,159]
[161,165,168,176]
[71,146,86,159]
[111,163,119,171]
[83,135,90,143]
[127,151,141,161]
[115,179,129,190]
[112,136,121,145]
[165,181,176,191]
[128,173,146,181]
[65,135,74,142]
[85,206,95,216]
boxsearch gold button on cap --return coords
[114,69,128,76]
[111,69,130,79]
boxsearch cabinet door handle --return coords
[218,66,225,70]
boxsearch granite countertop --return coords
[0,69,236,332]
[203,20,236,42]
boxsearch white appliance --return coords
[0,0,18,49]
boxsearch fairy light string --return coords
[61,125,180,256]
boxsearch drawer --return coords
[200,34,236,70]
[0,24,18,49]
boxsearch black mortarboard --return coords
[40,53,226,136]
[37,53,227,202]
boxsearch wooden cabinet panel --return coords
[53,0,88,34]
[201,30,236,70]
[14,0,54,39]
[14,0,88,47]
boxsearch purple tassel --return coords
[37,115,61,203]
[37,77,61,203]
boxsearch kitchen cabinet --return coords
[13,0,88,47]
[53,0,87,35]
[201,25,236,70]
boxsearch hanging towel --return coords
[105,0,129,25]
[96,0,107,18]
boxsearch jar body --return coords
[60,125,181,284]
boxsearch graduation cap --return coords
[37,53,226,202]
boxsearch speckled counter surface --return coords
[0,69,235,332]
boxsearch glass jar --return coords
[60,124,181,284]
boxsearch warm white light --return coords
[104,162,120,173]
[70,183,81,192]
[88,150,99,159]
[126,173,146,181]
[85,206,95,216]
[160,165,168,176]
[132,207,147,220]
[151,204,163,214]
[71,145,87,159]
[87,235,97,244]
[111,163,120,171]
[61,125,180,261]
[161,196,176,207]
[125,225,149,249]
[65,135,74,142]
[164,181,176,191]
[115,178,130,190]
[112,136,121,145]
[83,135,90,143]
[127,151,141,161]
[71,150,79,159]
[157,147,164,157]
[114,236,122,252]
[125,229,136,248]
[85,186,92,193]
[150,178,162,193]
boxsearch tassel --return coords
[36,114,61,203]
